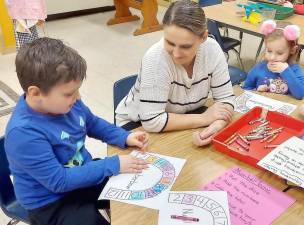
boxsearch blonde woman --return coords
[116,0,235,146]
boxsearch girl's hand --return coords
[126,131,149,152]
[267,62,288,73]
[257,84,268,92]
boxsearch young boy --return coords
[5,37,149,225]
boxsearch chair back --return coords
[0,136,29,223]
[228,65,247,85]
[199,0,222,7]
[0,137,15,208]
[113,75,138,124]
[207,19,225,50]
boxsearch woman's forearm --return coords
[209,119,229,132]
[162,113,210,132]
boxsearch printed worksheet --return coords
[158,191,230,225]
[258,136,304,188]
[201,167,295,225]
[235,91,297,114]
[99,150,185,210]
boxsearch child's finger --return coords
[143,133,149,142]
[136,158,149,165]
[131,158,148,165]
[137,133,145,141]
[141,142,149,152]
[131,164,148,172]
[132,139,144,149]
[142,136,149,144]
[131,160,149,171]
[129,168,143,173]
[138,133,148,143]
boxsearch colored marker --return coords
[264,144,279,149]
[171,215,199,222]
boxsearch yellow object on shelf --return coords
[242,11,262,25]
[0,0,16,54]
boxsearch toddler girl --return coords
[243,20,304,100]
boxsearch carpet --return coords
[0,81,19,117]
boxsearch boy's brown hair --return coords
[15,37,87,94]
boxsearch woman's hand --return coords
[202,102,233,125]
[126,131,149,152]
[193,120,228,146]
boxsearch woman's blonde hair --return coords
[162,0,207,37]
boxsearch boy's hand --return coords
[119,155,149,173]
[267,62,288,73]
[126,131,149,152]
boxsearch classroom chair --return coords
[228,65,247,85]
[107,0,162,36]
[199,0,222,7]
[199,0,246,46]
[207,19,245,70]
[199,0,230,37]
[0,137,29,225]
[113,75,141,130]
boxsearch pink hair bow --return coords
[260,20,301,41]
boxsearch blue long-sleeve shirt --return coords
[5,95,130,209]
[243,61,304,99]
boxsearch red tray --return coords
[213,107,304,169]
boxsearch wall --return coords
[46,0,112,14]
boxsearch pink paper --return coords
[200,167,295,225]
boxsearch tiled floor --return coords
[0,5,294,224]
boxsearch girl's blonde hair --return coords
[261,21,300,64]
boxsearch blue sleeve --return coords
[242,64,259,90]
[6,128,120,193]
[280,65,304,100]
[79,100,130,148]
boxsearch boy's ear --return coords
[27,86,42,98]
